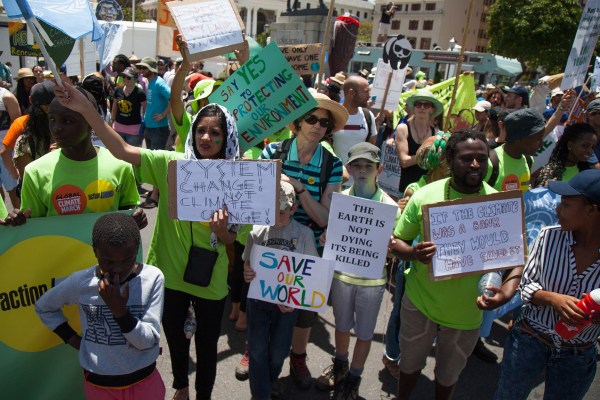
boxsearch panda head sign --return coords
[383,35,413,70]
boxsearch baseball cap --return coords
[280,181,296,210]
[549,169,600,204]
[347,142,381,165]
[507,85,529,107]
[504,108,545,142]
[473,100,491,112]
[30,81,55,106]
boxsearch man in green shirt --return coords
[390,130,497,400]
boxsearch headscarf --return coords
[416,131,451,171]
[183,103,240,248]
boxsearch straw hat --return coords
[405,89,444,117]
[288,91,349,132]
[330,72,346,86]
[17,68,34,80]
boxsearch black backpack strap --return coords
[319,146,334,196]
[487,149,499,187]
[272,138,293,161]
[362,107,373,142]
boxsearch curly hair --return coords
[534,123,595,187]
[92,213,140,249]
[22,104,53,160]
[446,129,488,162]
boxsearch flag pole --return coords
[24,19,63,87]
[315,0,336,90]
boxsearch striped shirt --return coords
[520,226,600,346]
[261,139,343,247]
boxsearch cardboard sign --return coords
[247,245,335,313]
[323,193,398,279]
[278,44,321,76]
[422,191,526,281]
[378,138,401,199]
[561,0,600,90]
[167,0,245,61]
[209,42,318,151]
[167,159,281,225]
[371,58,408,111]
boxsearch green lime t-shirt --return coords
[0,195,7,219]
[394,178,497,330]
[562,165,579,182]
[486,145,530,192]
[135,149,229,299]
[173,111,192,153]
[21,147,139,217]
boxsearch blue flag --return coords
[4,0,103,41]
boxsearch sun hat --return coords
[17,68,35,80]
[347,142,381,165]
[136,57,158,73]
[549,169,600,204]
[405,89,444,117]
[503,108,546,142]
[330,72,346,86]
[289,91,349,133]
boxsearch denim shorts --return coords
[330,278,385,340]
[0,158,18,191]
[143,126,170,150]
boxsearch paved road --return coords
[136,199,599,400]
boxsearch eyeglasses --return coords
[414,101,433,109]
[303,114,332,128]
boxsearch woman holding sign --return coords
[52,83,240,400]
[261,91,348,389]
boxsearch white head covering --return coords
[183,103,240,161]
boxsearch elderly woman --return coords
[261,92,348,390]
[53,83,240,400]
[495,169,600,400]
[395,89,443,194]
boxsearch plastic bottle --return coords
[555,289,600,340]
[478,271,503,297]
[183,306,197,339]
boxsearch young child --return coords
[35,212,165,399]
[317,142,400,400]
[243,181,319,400]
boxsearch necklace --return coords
[411,121,430,142]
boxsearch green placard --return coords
[209,41,317,151]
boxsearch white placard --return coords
[378,138,401,199]
[561,0,600,90]
[323,193,398,279]
[531,125,563,174]
[167,0,244,58]
[423,191,526,280]
[371,58,408,111]
[167,159,280,225]
[592,56,600,92]
[248,245,335,313]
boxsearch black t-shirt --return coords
[113,85,146,125]
[380,8,394,24]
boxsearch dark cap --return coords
[120,67,136,78]
[489,106,514,122]
[347,142,381,165]
[549,169,600,204]
[586,99,600,113]
[30,81,55,106]
[136,57,158,73]
[503,108,545,142]
[507,85,529,107]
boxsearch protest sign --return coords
[371,58,408,111]
[157,0,180,58]
[422,191,526,281]
[167,0,245,61]
[209,42,318,151]
[168,159,281,225]
[378,139,401,199]
[523,187,560,249]
[248,245,335,313]
[592,56,600,92]
[278,44,321,76]
[561,0,600,90]
[531,125,562,174]
[0,211,141,399]
[323,193,398,279]
[8,21,42,57]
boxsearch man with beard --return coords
[390,130,499,400]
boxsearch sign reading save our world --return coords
[247,245,335,313]
[209,41,318,151]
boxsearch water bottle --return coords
[183,306,197,339]
[478,271,503,297]
[555,289,600,340]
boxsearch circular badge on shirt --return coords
[307,177,315,185]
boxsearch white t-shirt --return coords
[333,107,376,187]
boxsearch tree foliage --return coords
[358,21,373,42]
[487,0,583,74]
[121,7,150,22]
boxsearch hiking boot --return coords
[289,352,312,390]
[332,373,361,400]
[315,358,349,391]
[472,338,498,363]
[382,355,400,379]
[235,347,249,381]
[270,379,286,399]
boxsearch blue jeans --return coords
[143,126,169,150]
[384,260,405,361]
[247,299,298,400]
[118,132,144,147]
[494,321,597,400]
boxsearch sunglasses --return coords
[303,114,332,128]
[123,76,133,80]
[414,101,433,109]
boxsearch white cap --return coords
[551,87,564,98]
[473,100,491,112]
